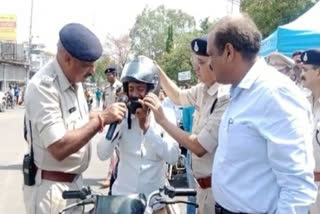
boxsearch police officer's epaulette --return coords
[40,75,55,88]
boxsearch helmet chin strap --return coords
[127,112,132,130]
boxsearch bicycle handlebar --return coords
[163,185,197,198]
[60,185,198,214]
[62,187,91,200]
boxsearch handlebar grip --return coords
[62,191,83,199]
[174,188,197,197]
[163,185,197,198]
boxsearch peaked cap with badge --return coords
[105,67,117,74]
[300,48,320,66]
[191,36,209,56]
[59,23,103,62]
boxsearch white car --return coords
[0,91,6,112]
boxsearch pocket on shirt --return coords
[224,123,264,162]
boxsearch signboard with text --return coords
[178,70,191,81]
[0,15,16,41]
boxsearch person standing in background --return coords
[300,48,320,214]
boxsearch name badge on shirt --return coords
[69,107,77,114]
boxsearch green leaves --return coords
[94,55,112,87]
[129,5,196,60]
[241,0,317,38]
[129,5,217,85]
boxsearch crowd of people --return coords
[21,13,320,214]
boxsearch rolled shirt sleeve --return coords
[26,81,66,148]
[178,85,199,107]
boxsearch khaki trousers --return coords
[196,187,215,214]
[23,170,83,214]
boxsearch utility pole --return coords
[26,0,34,84]
[228,0,241,15]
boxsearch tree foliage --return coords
[94,6,217,86]
[129,5,196,60]
[158,31,202,85]
[157,17,216,85]
[93,55,113,87]
[165,24,174,53]
[104,34,132,72]
[241,0,317,38]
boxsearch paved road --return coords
[0,106,110,213]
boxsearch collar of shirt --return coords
[230,58,265,99]
[53,59,73,92]
[205,82,219,97]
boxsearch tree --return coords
[241,0,317,38]
[129,5,196,60]
[199,17,217,34]
[158,17,218,85]
[104,34,132,74]
[93,55,113,87]
[165,24,174,53]
[158,31,202,85]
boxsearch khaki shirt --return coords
[179,82,229,178]
[25,59,91,174]
[103,79,122,108]
[312,98,320,172]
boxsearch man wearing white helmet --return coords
[97,56,180,214]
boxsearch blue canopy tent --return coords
[260,1,320,57]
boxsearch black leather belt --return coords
[215,203,248,214]
[42,170,77,183]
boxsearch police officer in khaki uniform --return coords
[300,48,320,214]
[23,23,126,214]
[149,36,229,214]
[102,67,122,109]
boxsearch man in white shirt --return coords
[207,14,316,214]
[97,56,180,214]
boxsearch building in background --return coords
[0,13,53,91]
[29,42,54,76]
[0,42,27,91]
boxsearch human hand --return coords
[136,99,150,133]
[101,102,127,125]
[143,93,167,125]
